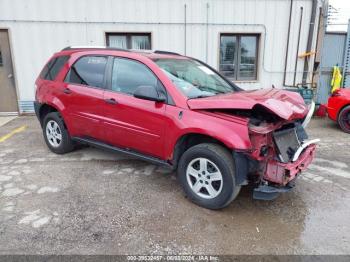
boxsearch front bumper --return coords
[263,143,317,185]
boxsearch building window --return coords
[219,34,259,80]
[106,33,151,50]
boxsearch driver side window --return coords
[111,58,158,95]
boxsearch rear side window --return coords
[40,56,69,81]
[65,56,107,88]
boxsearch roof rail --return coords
[154,50,181,56]
[61,46,130,52]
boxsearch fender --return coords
[36,78,67,116]
[175,127,251,150]
[46,99,65,115]
[163,106,253,161]
[328,95,350,121]
[36,86,71,130]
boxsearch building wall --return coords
[316,32,347,104]
[0,0,322,112]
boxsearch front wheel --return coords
[177,143,241,210]
[337,105,350,133]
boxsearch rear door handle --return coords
[63,88,72,94]
[105,98,117,105]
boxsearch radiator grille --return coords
[273,128,300,163]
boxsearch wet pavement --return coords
[0,116,349,255]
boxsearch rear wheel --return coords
[43,112,75,154]
[177,143,241,210]
[337,105,350,133]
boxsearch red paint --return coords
[327,88,350,121]
[315,104,327,117]
[35,48,317,186]
[264,144,316,185]
[102,90,167,158]
[187,88,308,121]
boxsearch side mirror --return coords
[133,85,166,102]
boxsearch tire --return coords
[177,143,241,210]
[42,112,75,154]
[337,105,350,133]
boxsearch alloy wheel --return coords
[46,120,62,148]
[186,157,223,199]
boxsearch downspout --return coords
[316,2,329,104]
[283,0,293,87]
[293,7,303,86]
[311,7,322,85]
[206,3,209,63]
[184,4,187,55]
[341,19,350,87]
[302,0,318,84]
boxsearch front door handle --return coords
[105,98,117,105]
[63,88,72,94]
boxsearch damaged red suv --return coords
[34,47,318,209]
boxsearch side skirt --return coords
[72,137,174,169]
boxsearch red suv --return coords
[34,47,318,209]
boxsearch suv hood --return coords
[187,88,308,121]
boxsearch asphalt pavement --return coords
[0,116,349,255]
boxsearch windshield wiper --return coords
[188,94,213,99]
[196,85,227,94]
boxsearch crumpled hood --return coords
[187,88,308,121]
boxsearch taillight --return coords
[331,90,341,97]
[34,84,38,100]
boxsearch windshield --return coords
[154,58,236,98]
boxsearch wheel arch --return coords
[171,132,232,169]
[38,103,60,125]
[337,103,350,120]
[37,102,68,130]
[337,103,350,133]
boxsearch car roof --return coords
[57,46,189,60]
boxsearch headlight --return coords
[301,100,315,128]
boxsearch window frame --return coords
[64,55,109,90]
[219,33,260,81]
[105,56,173,105]
[0,50,3,66]
[40,55,70,81]
[106,32,152,50]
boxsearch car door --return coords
[0,30,18,113]
[62,55,108,140]
[103,57,166,158]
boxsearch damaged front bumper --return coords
[232,100,319,200]
[241,117,319,200]
[264,142,317,185]
[253,141,318,200]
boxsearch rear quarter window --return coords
[40,55,69,81]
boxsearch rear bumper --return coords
[263,143,317,185]
[327,106,338,121]
[33,101,41,119]
[327,97,339,121]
